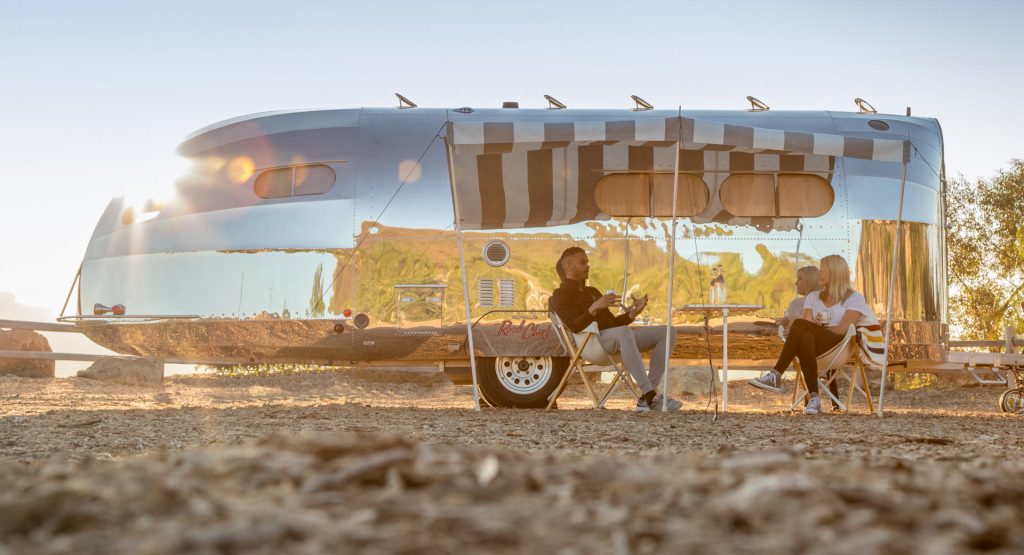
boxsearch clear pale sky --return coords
[2,0,1023,316]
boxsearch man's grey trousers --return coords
[597,325,678,394]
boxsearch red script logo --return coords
[497,320,552,341]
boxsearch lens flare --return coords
[398,159,422,184]
[195,156,226,175]
[227,156,255,184]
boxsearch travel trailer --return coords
[71,105,946,407]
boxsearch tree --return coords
[308,263,326,318]
[947,159,1024,339]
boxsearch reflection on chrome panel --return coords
[77,107,946,367]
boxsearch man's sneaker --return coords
[653,394,683,412]
[635,390,657,413]
[748,370,782,393]
[804,395,821,415]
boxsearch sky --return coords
[1,0,1023,319]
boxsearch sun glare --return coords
[196,156,227,175]
[227,156,255,184]
[398,159,422,184]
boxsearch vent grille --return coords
[483,240,510,267]
[477,279,494,307]
[499,279,515,307]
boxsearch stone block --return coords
[0,329,55,378]
[78,357,164,386]
[666,365,721,397]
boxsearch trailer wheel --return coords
[477,356,569,408]
[998,388,1024,414]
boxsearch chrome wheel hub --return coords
[495,355,552,395]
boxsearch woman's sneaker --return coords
[803,395,821,415]
[748,370,782,393]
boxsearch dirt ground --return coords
[1,370,1022,554]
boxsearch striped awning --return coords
[446,115,910,230]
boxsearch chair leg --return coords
[547,338,589,409]
[859,361,875,413]
[546,356,577,409]
[844,361,875,413]
[846,365,857,410]
[597,370,622,408]
[790,365,799,407]
[597,363,641,408]
[577,362,602,407]
[819,374,846,412]
[790,370,809,412]
[846,363,865,411]
[619,364,641,399]
[819,369,847,412]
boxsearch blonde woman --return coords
[778,266,820,334]
[748,255,873,414]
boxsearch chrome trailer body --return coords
[75,107,945,405]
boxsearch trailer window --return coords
[595,174,649,217]
[719,174,833,217]
[719,175,775,217]
[651,174,709,217]
[254,168,293,199]
[295,165,336,196]
[595,173,709,217]
[777,174,834,217]
[254,164,336,199]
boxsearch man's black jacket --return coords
[549,278,634,333]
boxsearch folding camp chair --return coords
[546,312,641,410]
[789,324,875,413]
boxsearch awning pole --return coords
[877,140,911,417]
[445,137,482,412]
[662,116,682,412]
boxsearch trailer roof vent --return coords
[483,240,510,267]
[502,101,519,109]
[868,119,890,131]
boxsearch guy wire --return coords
[313,121,448,310]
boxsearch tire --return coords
[998,388,1024,414]
[476,355,569,408]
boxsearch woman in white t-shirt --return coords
[749,255,874,414]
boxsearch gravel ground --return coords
[0,370,1022,554]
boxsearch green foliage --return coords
[308,263,325,317]
[356,223,812,325]
[210,364,341,377]
[947,160,1024,339]
[893,372,939,391]
[356,241,442,323]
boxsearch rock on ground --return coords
[667,365,721,396]
[77,357,163,386]
[0,329,54,378]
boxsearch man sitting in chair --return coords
[549,247,681,413]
